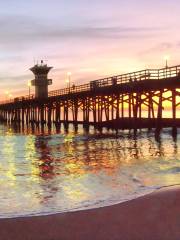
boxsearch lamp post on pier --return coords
[8,94,13,100]
[164,55,169,69]
[164,55,170,79]
[66,72,72,92]
[28,81,31,98]
[5,91,9,101]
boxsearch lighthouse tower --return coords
[30,60,53,99]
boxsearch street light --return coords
[8,94,13,100]
[4,91,13,101]
[28,81,31,98]
[164,55,170,79]
[164,55,169,68]
[66,72,72,91]
[5,91,9,100]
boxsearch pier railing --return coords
[1,65,180,105]
[48,64,180,97]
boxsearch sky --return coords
[0,0,180,98]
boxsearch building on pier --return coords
[30,60,53,99]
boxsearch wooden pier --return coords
[0,64,179,130]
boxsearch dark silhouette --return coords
[0,63,179,131]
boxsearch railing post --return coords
[172,89,176,120]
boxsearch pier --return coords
[0,62,179,130]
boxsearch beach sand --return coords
[1,186,180,240]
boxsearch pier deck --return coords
[0,64,179,130]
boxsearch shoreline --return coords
[0,186,180,240]
[0,186,160,220]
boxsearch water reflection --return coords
[35,137,54,179]
[0,123,179,218]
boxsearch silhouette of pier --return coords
[0,62,179,131]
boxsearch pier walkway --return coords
[0,64,179,130]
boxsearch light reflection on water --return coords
[0,124,179,218]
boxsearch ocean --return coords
[0,122,179,218]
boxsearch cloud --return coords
[138,41,180,60]
[0,15,165,50]
[139,42,173,55]
[0,74,32,86]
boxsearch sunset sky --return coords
[0,0,180,98]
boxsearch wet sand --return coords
[1,186,180,240]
